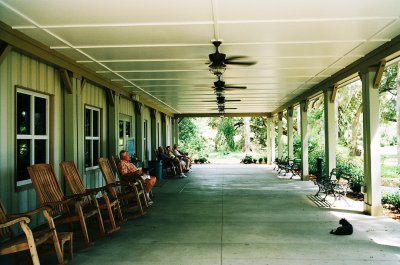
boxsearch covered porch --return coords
[4,164,397,265]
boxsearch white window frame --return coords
[85,106,101,170]
[16,88,49,188]
[118,114,132,152]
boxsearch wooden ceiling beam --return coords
[0,42,12,64]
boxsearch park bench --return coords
[312,168,351,204]
[277,158,302,178]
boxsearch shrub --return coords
[241,155,254,164]
[382,192,400,210]
[258,158,263,163]
[336,154,364,193]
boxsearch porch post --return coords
[300,100,309,180]
[287,107,294,159]
[360,69,383,216]
[64,76,78,162]
[269,116,275,164]
[266,116,274,164]
[134,102,143,161]
[107,93,119,158]
[277,112,283,159]
[323,88,337,176]
[172,117,179,145]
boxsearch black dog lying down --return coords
[330,218,353,235]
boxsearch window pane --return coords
[85,140,91,167]
[93,140,99,166]
[119,120,124,138]
[93,110,99,137]
[126,121,131,137]
[17,93,31,135]
[34,139,46,164]
[85,109,91,137]
[17,139,31,182]
[34,97,47,135]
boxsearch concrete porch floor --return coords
[5,164,400,264]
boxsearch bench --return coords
[277,158,302,179]
[312,168,351,204]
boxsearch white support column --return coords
[324,89,337,176]
[270,116,276,164]
[287,107,294,159]
[266,116,275,164]
[172,118,179,145]
[277,112,283,159]
[300,100,309,180]
[361,69,383,216]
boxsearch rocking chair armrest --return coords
[65,192,92,201]
[120,178,141,188]
[43,197,75,207]
[7,206,52,219]
[0,216,31,228]
[85,186,107,194]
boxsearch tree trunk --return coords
[397,62,400,164]
[244,117,251,152]
[351,104,363,156]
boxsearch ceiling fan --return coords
[212,76,247,95]
[203,96,241,104]
[209,105,238,111]
[208,40,257,76]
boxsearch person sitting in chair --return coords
[117,150,156,202]
[165,146,187,178]
[173,144,191,171]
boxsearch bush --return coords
[382,192,400,209]
[336,154,364,193]
[241,155,254,164]
[258,158,263,163]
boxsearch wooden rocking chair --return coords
[28,163,105,247]
[60,161,124,234]
[0,201,65,264]
[98,157,146,216]
[110,155,150,206]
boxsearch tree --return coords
[178,118,207,157]
[209,117,236,151]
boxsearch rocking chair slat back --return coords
[60,161,86,194]
[27,164,66,216]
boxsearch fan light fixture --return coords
[209,62,226,76]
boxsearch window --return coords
[85,106,101,169]
[118,115,132,152]
[16,88,49,188]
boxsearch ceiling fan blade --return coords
[224,107,238,110]
[224,85,247,89]
[225,60,257,66]
[212,85,246,89]
[224,99,241,102]
[202,100,217,102]
[225,55,248,61]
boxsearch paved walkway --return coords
[4,164,400,264]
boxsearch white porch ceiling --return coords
[1,0,399,115]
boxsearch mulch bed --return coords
[346,192,400,222]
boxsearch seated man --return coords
[117,149,156,202]
[173,144,191,171]
[165,146,187,178]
